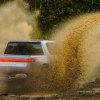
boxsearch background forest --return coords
[0,0,100,35]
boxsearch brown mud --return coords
[0,0,100,96]
[3,12,100,95]
[52,12,100,92]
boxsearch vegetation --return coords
[1,0,100,34]
[26,0,100,34]
[0,0,13,5]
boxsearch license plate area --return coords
[0,62,27,67]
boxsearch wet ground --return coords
[0,95,100,100]
[0,77,100,100]
[0,91,100,100]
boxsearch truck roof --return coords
[8,40,54,43]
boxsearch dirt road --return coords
[0,92,100,100]
[0,95,100,100]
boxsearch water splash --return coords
[52,12,100,91]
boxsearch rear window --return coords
[4,42,44,55]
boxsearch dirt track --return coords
[0,95,100,100]
[0,91,100,100]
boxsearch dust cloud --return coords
[52,12,100,92]
[0,0,41,53]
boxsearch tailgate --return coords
[0,55,34,77]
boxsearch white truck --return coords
[0,40,54,78]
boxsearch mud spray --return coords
[52,12,100,92]
[0,0,100,95]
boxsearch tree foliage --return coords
[0,0,13,5]
[37,0,100,33]
[25,0,42,11]
[1,0,100,34]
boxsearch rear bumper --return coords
[0,68,28,78]
[0,62,42,79]
[8,74,27,78]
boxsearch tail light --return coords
[0,58,35,63]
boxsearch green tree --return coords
[38,0,100,34]
[25,0,42,11]
[2,0,100,34]
[0,0,13,5]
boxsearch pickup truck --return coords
[0,40,54,78]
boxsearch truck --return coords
[0,40,54,79]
